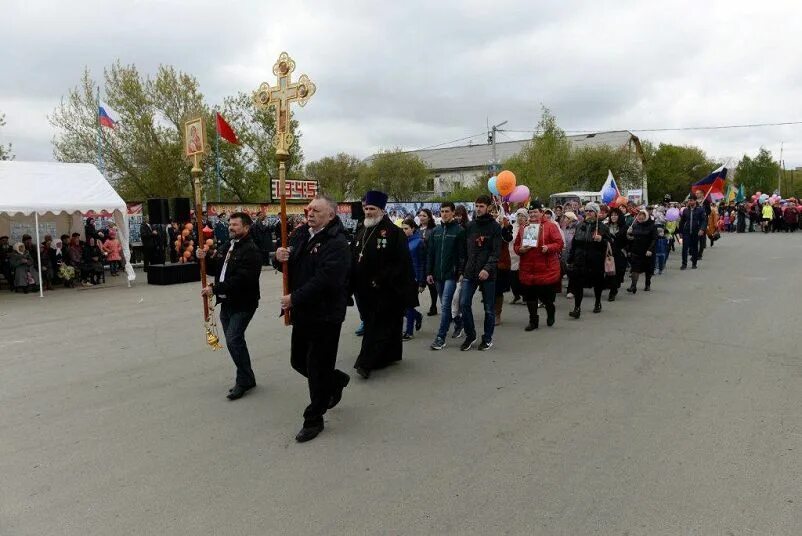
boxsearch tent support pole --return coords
[34,212,43,298]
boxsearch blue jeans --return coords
[460,278,496,343]
[404,308,422,336]
[219,303,257,387]
[435,279,457,340]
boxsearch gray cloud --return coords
[2,0,801,170]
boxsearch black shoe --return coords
[452,326,464,339]
[511,296,520,305]
[626,285,636,294]
[415,314,423,332]
[569,307,581,319]
[295,424,324,443]
[525,314,539,332]
[680,265,687,270]
[402,333,414,341]
[546,308,555,327]
[227,383,255,400]
[427,308,438,317]
[593,302,602,314]
[478,339,493,351]
[644,284,651,292]
[356,367,370,379]
[460,336,476,351]
[692,264,698,269]
[328,373,350,409]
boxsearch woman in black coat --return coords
[567,202,610,318]
[626,210,657,293]
[604,208,628,302]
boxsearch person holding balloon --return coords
[566,202,611,318]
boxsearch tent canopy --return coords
[0,161,126,216]
[0,161,136,284]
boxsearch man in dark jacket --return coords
[274,195,351,442]
[458,195,502,351]
[426,201,465,350]
[140,216,158,272]
[199,212,263,400]
[678,198,706,270]
[350,190,416,379]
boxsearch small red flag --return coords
[216,112,239,144]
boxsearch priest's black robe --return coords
[351,215,417,372]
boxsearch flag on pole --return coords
[725,183,736,203]
[735,184,746,203]
[98,106,116,129]
[691,166,727,200]
[215,113,239,144]
[600,170,621,204]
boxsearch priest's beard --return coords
[364,214,383,228]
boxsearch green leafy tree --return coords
[358,149,430,201]
[735,147,780,197]
[436,181,489,203]
[566,145,643,192]
[643,143,718,202]
[305,153,364,201]
[0,112,13,160]
[504,107,573,200]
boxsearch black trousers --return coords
[291,322,347,427]
[142,245,155,272]
[521,283,556,308]
[219,303,257,388]
[510,270,523,299]
[426,282,438,312]
[569,275,604,309]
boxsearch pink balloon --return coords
[507,185,530,203]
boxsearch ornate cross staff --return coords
[253,51,316,325]
[184,114,222,349]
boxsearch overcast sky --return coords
[2,0,801,169]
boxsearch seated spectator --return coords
[9,242,39,293]
[40,235,55,291]
[0,235,12,288]
[54,239,76,287]
[82,238,105,286]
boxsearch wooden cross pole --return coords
[253,51,316,325]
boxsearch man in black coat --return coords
[139,216,158,272]
[678,197,707,270]
[199,212,263,400]
[274,195,352,442]
[350,190,417,379]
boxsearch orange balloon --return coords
[615,195,628,207]
[185,223,194,231]
[183,250,192,259]
[496,170,516,196]
[205,239,214,247]
[181,229,190,238]
[174,240,181,248]
[187,245,194,252]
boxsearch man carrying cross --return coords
[350,190,417,379]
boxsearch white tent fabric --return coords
[0,161,136,289]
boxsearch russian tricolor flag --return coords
[600,170,621,204]
[98,106,116,129]
[691,166,727,200]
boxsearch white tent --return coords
[0,161,136,296]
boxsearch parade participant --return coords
[514,201,564,331]
[760,201,773,233]
[401,218,426,341]
[706,205,720,247]
[459,195,502,351]
[427,202,465,351]
[678,197,706,270]
[567,202,610,318]
[784,202,799,232]
[604,208,628,301]
[509,208,528,304]
[450,205,470,337]
[492,205,513,326]
[351,190,416,379]
[417,208,438,317]
[736,203,747,233]
[562,211,578,299]
[274,195,351,443]
[198,212,263,400]
[626,209,657,293]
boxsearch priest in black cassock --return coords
[351,190,418,379]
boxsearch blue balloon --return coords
[601,186,618,204]
[488,176,499,195]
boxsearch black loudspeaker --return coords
[147,198,169,225]
[350,202,364,222]
[172,197,191,223]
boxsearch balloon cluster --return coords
[174,222,201,264]
[487,170,530,203]
[665,207,680,222]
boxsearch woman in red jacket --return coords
[514,202,564,331]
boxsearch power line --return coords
[503,120,802,135]
[415,131,487,151]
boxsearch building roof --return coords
[382,130,638,172]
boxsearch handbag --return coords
[604,242,616,276]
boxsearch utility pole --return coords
[487,120,507,176]
[778,141,784,195]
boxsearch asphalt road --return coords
[1,232,801,535]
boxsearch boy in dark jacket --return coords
[678,198,707,270]
[426,202,465,350]
[458,195,501,351]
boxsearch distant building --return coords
[371,130,646,197]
